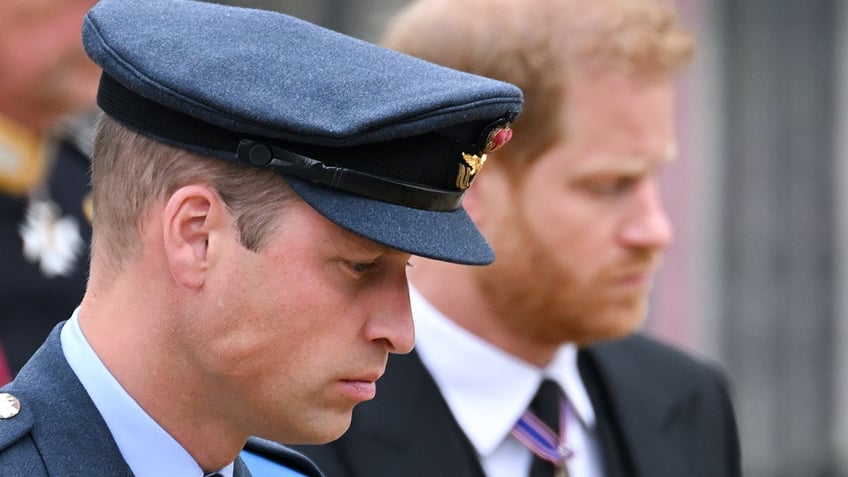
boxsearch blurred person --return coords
[0,0,522,474]
[0,0,101,381]
[293,0,742,476]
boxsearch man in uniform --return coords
[0,0,522,475]
[0,0,100,381]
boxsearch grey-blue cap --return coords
[81,0,523,265]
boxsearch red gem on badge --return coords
[484,125,513,153]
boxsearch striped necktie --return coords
[512,379,573,477]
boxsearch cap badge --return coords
[0,393,20,419]
[456,152,487,190]
[483,124,513,153]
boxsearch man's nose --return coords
[364,277,415,354]
[618,178,674,250]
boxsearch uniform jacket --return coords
[0,139,92,376]
[294,334,742,477]
[0,324,323,477]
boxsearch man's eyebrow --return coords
[572,144,679,176]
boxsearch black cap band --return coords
[98,73,465,211]
[236,140,463,210]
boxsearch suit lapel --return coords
[336,351,486,477]
[9,323,134,476]
[579,336,703,477]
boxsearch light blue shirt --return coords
[61,309,234,477]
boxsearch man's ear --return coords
[162,184,228,289]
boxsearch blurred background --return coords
[235,1,844,475]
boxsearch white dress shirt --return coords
[61,309,234,477]
[410,286,605,477]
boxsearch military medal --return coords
[2,114,86,278]
[19,199,84,278]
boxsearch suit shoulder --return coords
[0,389,34,452]
[586,334,729,388]
[0,390,46,476]
[243,437,325,477]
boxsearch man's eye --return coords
[587,177,637,196]
[346,261,378,274]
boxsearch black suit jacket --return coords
[294,334,741,477]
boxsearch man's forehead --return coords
[2,0,92,19]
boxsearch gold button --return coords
[0,393,21,419]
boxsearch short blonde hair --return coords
[90,115,296,270]
[383,0,694,171]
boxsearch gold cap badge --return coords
[0,393,20,419]
[456,152,487,190]
[455,124,513,190]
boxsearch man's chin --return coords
[262,414,353,446]
[312,418,353,445]
[581,305,648,345]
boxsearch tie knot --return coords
[530,378,563,434]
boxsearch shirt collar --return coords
[61,308,234,477]
[410,286,596,456]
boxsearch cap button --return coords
[237,140,274,166]
[0,393,20,419]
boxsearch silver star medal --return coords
[19,200,83,277]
